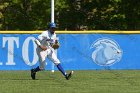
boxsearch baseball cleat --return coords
[66,71,74,80]
[31,69,36,80]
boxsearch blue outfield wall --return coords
[0,33,140,70]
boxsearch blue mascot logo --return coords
[91,38,123,66]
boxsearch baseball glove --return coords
[52,43,60,49]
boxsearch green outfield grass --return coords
[0,70,140,93]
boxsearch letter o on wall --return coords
[22,37,38,66]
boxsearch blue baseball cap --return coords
[49,23,56,28]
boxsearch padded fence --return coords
[0,31,140,70]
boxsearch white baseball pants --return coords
[36,47,60,70]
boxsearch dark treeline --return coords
[0,0,140,30]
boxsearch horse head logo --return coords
[91,38,123,66]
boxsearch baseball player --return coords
[31,23,73,80]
